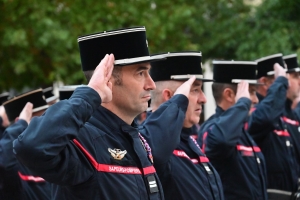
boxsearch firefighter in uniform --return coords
[140,52,224,200]
[13,27,193,200]
[248,53,300,199]
[199,60,268,199]
[0,93,23,200]
[0,89,51,200]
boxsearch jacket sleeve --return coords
[197,114,215,147]
[248,76,288,141]
[139,94,188,165]
[203,98,251,159]
[13,87,101,185]
[293,102,300,121]
[0,119,28,169]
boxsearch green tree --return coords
[0,0,299,91]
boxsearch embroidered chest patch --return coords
[108,148,127,160]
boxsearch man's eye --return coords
[139,72,143,76]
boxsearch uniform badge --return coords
[108,148,127,160]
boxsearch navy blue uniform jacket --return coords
[293,102,300,177]
[0,117,22,200]
[0,119,51,200]
[13,87,185,200]
[285,99,300,180]
[200,98,267,200]
[248,77,299,192]
[144,125,224,200]
[139,95,223,199]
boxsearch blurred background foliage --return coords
[0,0,299,91]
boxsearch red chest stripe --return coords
[273,130,290,137]
[202,131,208,153]
[237,145,261,152]
[281,116,299,126]
[73,139,155,175]
[173,150,209,164]
[190,135,198,140]
[18,172,45,182]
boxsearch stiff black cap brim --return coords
[114,56,166,66]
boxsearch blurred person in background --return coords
[199,60,267,199]
[0,89,51,200]
[248,54,300,199]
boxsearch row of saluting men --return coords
[0,26,300,200]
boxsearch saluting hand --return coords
[88,54,114,103]
[235,81,250,102]
[274,63,287,78]
[0,106,10,127]
[18,102,33,124]
[174,75,196,97]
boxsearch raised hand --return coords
[274,63,287,78]
[88,54,114,103]
[174,75,196,97]
[19,102,33,124]
[235,81,250,102]
[0,106,10,127]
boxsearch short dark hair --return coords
[112,66,122,85]
[83,70,94,82]
[212,83,237,104]
[83,66,123,85]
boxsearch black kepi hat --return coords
[59,85,81,100]
[213,60,259,84]
[150,51,212,82]
[0,92,10,105]
[283,54,300,73]
[43,87,58,103]
[3,89,49,122]
[256,53,285,78]
[78,26,164,71]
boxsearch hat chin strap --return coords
[287,68,300,72]
[231,79,258,84]
[170,74,203,79]
[114,55,165,65]
[33,105,49,113]
[267,69,287,75]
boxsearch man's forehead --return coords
[249,85,257,90]
[288,71,300,76]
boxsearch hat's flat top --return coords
[78,27,146,42]
[3,89,43,105]
[256,53,283,62]
[283,54,297,59]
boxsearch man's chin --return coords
[191,117,200,125]
[139,104,148,113]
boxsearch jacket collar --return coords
[89,105,138,137]
[181,127,193,140]
[256,92,265,102]
[215,106,225,118]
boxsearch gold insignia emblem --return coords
[108,148,127,160]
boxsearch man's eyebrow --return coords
[192,82,202,87]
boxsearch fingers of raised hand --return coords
[106,54,115,80]
[19,102,33,123]
[186,75,196,86]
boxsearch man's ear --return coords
[259,76,272,89]
[223,88,235,103]
[162,89,174,101]
[259,77,267,85]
